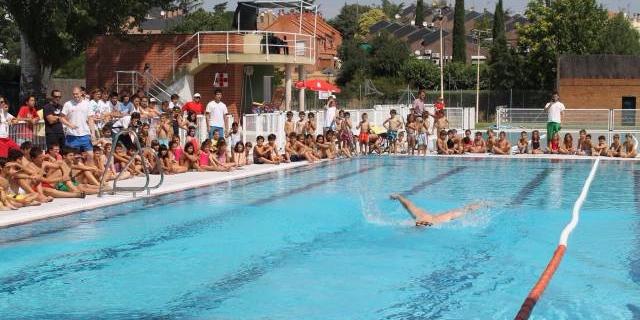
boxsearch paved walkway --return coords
[0,153,636,229]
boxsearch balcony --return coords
[173,31,316,77]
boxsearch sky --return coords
[204,0,640,18]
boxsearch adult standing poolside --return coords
[205,89,228,138]
[43,90,66,149]
[0,96,19,157]
[182,93,204,115]
[544,92,565,141]
[61,87,95,161]
[413,89,427,116]
[323,96,337,135]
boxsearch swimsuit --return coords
[199,152,210,166]
[417,133,427,146]
[447,139,455,149]
[359,132,369,144]
[387,130,398,141]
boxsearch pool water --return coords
[0,157,639,319]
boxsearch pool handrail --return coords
[98,129,164,197]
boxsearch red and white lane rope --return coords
[514,157,601,320]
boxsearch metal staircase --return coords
[115,71,176,103]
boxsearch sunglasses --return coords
[53,95,62,99]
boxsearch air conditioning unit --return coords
[424,49,432,55]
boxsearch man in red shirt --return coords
[16,95,40,144]
[435,97,445,111]
[182,93,204,114]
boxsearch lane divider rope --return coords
[514,157,600,320]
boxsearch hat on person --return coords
[193,93,201,98]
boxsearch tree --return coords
[597,12,640,55]
[414,0,424,27]
[402,58,440,89]
[488,0,515,90]
[2,0,181,100]
[357,9,387,38]
[336,39,368,86]
[0,7,19,64]
[517,0,608,89]
[380,0,404,20]
[329,4,371,40]
[167,7,233,33]
[452,0,466,64]
[369,31,410,77]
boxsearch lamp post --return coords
[433,8,445,99]
[472,29,491,123]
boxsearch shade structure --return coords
[295,79,341,93]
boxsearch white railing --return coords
[115,71,176,103]
[242,106,470,152]
[172,30,316,79]
[496,107,635,132]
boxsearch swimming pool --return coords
[0,157,638,319]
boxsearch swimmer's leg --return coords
[434,202,485,223]
[390,194,432,221]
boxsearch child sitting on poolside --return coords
[530,130,544,154]
[492,131,511,155]
[460,129,473,154]
[232,142,248,167]
[315,134,333,159]
[592,135,608,156]
[396,131,407,154]
[608,134,623,157]
[198,139,231,171]
[485,129,496,152]
[578,133,593,156]
[179,142,201,171]
[470,131,486,153]
[622,133,638,158]
[559,133,576,155]
[162,143,188,174]
[253,136,279,164]
[446,130,461,154]
[547,133,561,154]
[244,142,253,164]
[266,134,284,163]
[437,130,454,155]
[517,131,529,154]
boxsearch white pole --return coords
[476,34,481,123]
[313,5,318,61]
[439,22,444,99]
[299,0,303,34]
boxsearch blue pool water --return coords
[0,157,639,319]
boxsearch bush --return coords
[402,58,440,90]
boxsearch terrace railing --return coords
[496,107,640,132]
[172,30,316,79]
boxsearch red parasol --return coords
[295,79,341,93]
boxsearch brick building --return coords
[558,55,640,110]
[85,1,335,117]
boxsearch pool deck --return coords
[0,153,636,229]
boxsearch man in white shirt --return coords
[205,89,228,138]
[62,87,95,159]
[0,96,19,158]
[323,96,337,135]
[544,91,565,140]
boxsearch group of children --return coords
[434,128,637,157]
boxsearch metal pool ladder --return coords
[98,129,164,197]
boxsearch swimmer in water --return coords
[390,193,486,227]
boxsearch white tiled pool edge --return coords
[0,162,310,229]
[0,153,636,228]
